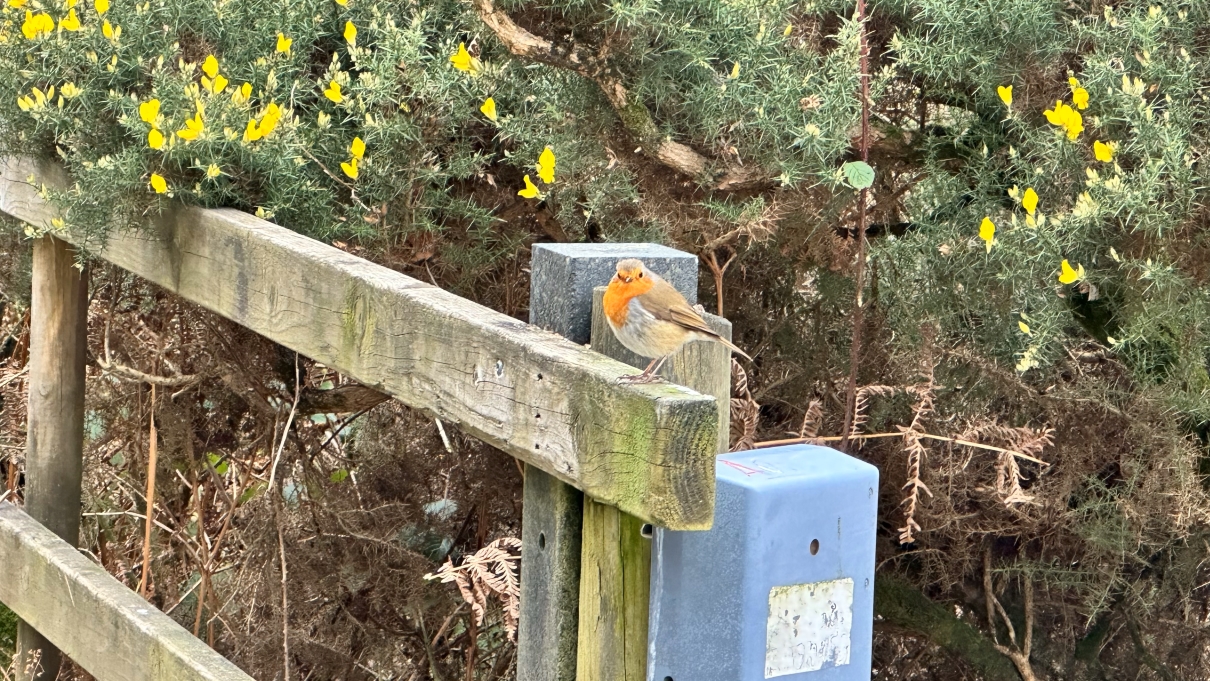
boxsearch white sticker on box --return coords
[765,578,853,678]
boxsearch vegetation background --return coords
[2,0,1210,677]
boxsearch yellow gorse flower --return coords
[17,86,53,112]
[518,174,543,199]
[340,157,359,180]
[138,98,160,124]
[149,173,167,194]
[449,42,482,76]
[8,0,28,8]
[101,19,118,41]
[537,146,555,184]
[242,102,282,142]
[21,11,54,39]
[1093,140,1114,162]
[147,127,164,149]
[276,33,292,54]
[1058,259,1084,285]
[176,105,204,141]
[206,163,222,179]
[323,80,342,103]
[1018,321,1031,335]
[1068,76,1089,110]
[1071,87,1088,110]
[997,85,1012,107]
[58,8,80,30]
[200,56,228,94]
[1022,187,1038,216]
[231,82,252,104]
[480,97,497,122]
[350,136,365,160]
[93,0,107,14]
[59,82,80,98]
[343,20,356,46]
[258,102,281,135]
[978,217,995,252]
[1044,100,1083,140]
[333,0,347,5]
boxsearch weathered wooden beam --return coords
[16,235,88,681]
[0,157,718,529]
[0,502,255,681]
[577,285,732,681]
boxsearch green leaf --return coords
[207,452,229,475]
[842,161,875,189]
[329,469,349,483]
[237,482,266,505]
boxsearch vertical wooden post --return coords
[577,272,732,680]
[15,235,88,681]
[522,244,701,681]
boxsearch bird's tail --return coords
[715,334,752,362]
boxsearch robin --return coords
[603,258,751,383]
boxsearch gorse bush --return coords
[0,0,862,251]
[5,0,1210,675]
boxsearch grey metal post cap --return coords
[529,243,698,344]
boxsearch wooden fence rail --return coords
[0,156,727,680]
[0,156,719,530]
[0,502,255,681]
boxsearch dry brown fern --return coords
[897,343,937,544]
[425,537,522,641]
[730,359,760,451]
[797,398,824,438]
[848,384,900,441]
[960,423,1054,507]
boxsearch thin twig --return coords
[300,149,373,213]
[100,320,200,387]
[270,354,302,681]
[984,549,1040,681]
[754,431,1050,466]
[703,250,736,316]
[138,385,158,598]
[840,0,873,450]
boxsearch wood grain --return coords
[0,503,255,681]
[16,235,88,681]
[0,157,719,529]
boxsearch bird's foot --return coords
[618,372,663,384]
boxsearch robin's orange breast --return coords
[603,276,654,328]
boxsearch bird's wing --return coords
[638,281,718,338]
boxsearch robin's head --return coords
[610,258,655,295]
[615,258,646,284]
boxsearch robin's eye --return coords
[638,272,643,278]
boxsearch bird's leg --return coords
[619,356,667,384]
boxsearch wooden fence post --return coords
[15,235,88,681]
[522,244,703,681]
[579,281,731,681]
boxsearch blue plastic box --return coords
[647,445,879,680]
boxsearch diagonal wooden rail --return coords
[0,157,719,530]
[0,502,255,681]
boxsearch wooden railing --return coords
[0,503,255,681]
[0,156,725,680]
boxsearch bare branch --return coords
[468,0,769,190]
